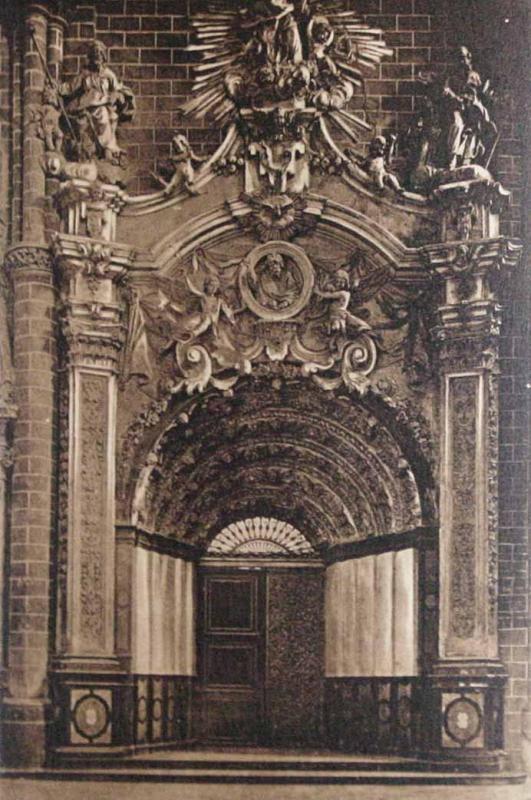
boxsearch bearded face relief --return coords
[239,242,315,322]
[254,253,301,311]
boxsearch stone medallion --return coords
[239,242,314,322]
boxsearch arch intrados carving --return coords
[178,438,392,520]
[177,476,354,545]
[130,387,417,532]
[149,440,390,538]
[123,374,435,546]
[139,393,420,519]
[181,491,333,550]
[162,461,371,542]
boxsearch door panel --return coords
[208,578,256,631]
[206,643,258,686]
[266,569,324,746]
[196,566,325,746]
[197,571,264,743]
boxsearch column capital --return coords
[4,244,53,276]
[432,173,511,242]
[53,234,136,371]
[425,237,522,370]
[53,179,127,241]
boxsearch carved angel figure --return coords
[158,250,237,343]
[154,134,208,196]
[362,135,404,194]
[315,269,370,336]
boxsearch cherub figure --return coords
[155,133,208,196]
[34,84,64,153]
[308,15,336,75]
[316,269,370,335]
[363,135,404,194]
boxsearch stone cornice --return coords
[424,237,522,282]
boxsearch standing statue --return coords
[408,46,497,186]
[242,1,305,66]
[59,40,135,165]
[442,46,497,171]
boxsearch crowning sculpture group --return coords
[37,0,504,397]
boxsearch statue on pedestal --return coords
[36,38,135,184]
[60,40,135,166]
[442,46,497,171]
[406,46,498,190]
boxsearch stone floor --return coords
[0,779,529,800]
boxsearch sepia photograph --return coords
[0,1,528,797]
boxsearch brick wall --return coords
[0,9,22,246]
[8,256,57,698]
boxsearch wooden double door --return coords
[196,566,324,746]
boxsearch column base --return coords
[419,660,508,770]
[49,656,135,765]
[0,698,52,767]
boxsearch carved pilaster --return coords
[53,234,134,661]
[49,235,136,760]
[423,236,522,764]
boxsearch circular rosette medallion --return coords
[72,693,110,741]
[443,696,483,746]
[239,242,314,322]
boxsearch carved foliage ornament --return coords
[5,246,52,274]
[125,242,380,396]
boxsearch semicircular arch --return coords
[122,373,435,552]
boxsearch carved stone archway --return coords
[125,372,432,551]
